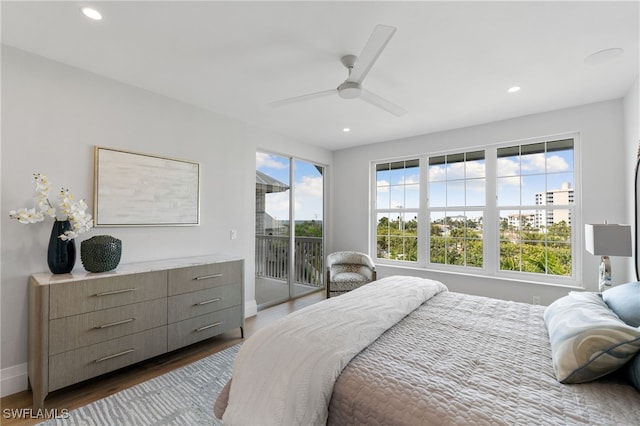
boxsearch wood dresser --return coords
[28,255,244,409]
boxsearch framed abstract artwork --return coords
[93,146,200,226]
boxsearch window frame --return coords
[370,133,582,287]
[427,150,487,271]
[372,158,421,263]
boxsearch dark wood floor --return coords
[1,290,325,426]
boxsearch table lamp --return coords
[585,223,632,292]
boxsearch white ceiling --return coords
[2,1,638,151]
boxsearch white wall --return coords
[331,99,631,306]
[624,76,639,280]
[0,46,332,396]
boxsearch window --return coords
[497,139,574,276]
[371,136,577,283]
[375,159,419,261]
[428,151,485,268]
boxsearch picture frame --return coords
[93,146,200,226]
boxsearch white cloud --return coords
[500,153,570,175]
[296,175,323,198]
[265,191,290,221]
[521,153,546,173]
[429,165,446,181]
[265,175,323,221]
[466,161,485,179]
[295,175,323,219]
[256,152,287,169]
[445,162,465,180]
[497,158,519,178]
[403,174,420,185]
[545,154,570,172]
[429,162,484,181]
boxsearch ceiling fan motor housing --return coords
[338,81,362,99]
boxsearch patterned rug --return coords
[40,344,240,425]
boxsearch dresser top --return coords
[30,255,243,285]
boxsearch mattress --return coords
[327,291,640,425]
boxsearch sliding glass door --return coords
[292,159,324,298]
[255,152,325,308]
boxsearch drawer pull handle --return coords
[195,322,222,332]
[194,298,221,306]
[194,273,223,281]
[94,318,135,329]
[94,348,134,363]
[93,288,136,297]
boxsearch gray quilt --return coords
[327,291,640,425]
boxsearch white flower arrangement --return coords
[9,173,94,240]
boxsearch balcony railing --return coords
[255,235,324,287]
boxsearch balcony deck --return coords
[256,277,323,308]
[255,235,324,309]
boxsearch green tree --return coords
[295,220,322,237]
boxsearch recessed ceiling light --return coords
[584,48,624,66]
[343,127,351,133]
[507,86,521,93]
[81,7,102,20]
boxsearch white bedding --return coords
[221,275,447,426]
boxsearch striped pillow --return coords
[543,291,640,383]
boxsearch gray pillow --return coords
[602,282,640,327]
[544,291,640,383]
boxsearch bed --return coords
[214,276,640,425]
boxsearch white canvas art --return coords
[94,147,200,226]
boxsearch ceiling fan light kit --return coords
[337,81,362,99]
[270,24,407,117]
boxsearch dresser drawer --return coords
[49,271,168,319]
[48,326,167,391]
[167,305,242,351]
[168,260,242,296]
[49,298,168,355]
[168,284,241,324]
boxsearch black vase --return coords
[47,220,76,274]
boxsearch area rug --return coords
[40,344,240,425]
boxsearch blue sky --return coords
[256,152,323,221]
[376,147,574,212]
[258,147,573,223]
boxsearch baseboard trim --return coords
[1,363,28,397]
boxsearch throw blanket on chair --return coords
[221,275,448,426]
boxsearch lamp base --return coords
[598,255,612,292]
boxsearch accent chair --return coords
[326,251,377,298]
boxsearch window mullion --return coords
[484,146,498,274]
[418,155,428,267]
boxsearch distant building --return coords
[256,171,289,235]
[535,182,574,228]
[508,212,536,230]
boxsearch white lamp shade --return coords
[585,224,632,256]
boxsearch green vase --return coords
[81,235,122,272]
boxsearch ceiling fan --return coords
[270,24,407,117]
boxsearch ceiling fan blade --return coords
[359,89,407,117]
[269,89,337,107]
[347,25,397,84]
